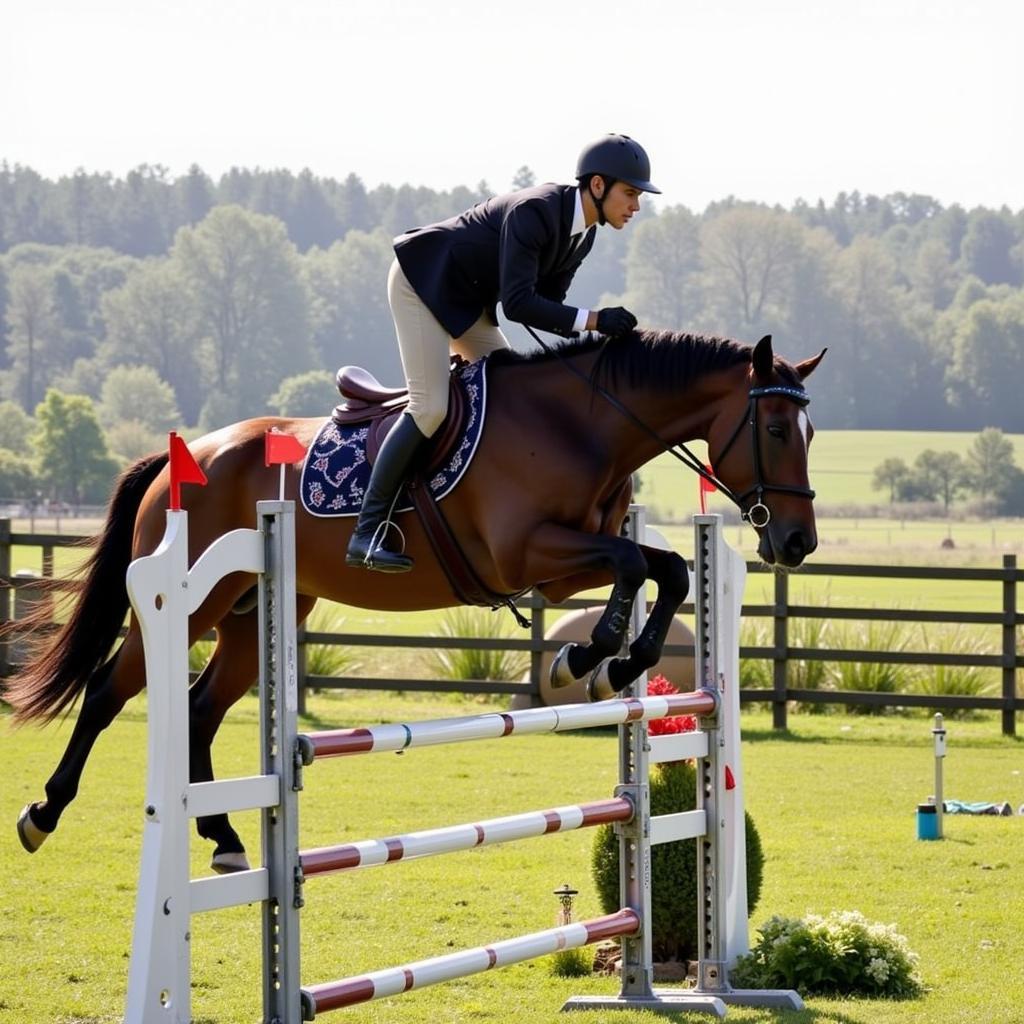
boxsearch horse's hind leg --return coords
[588,546,690,701]
[189,594,316,874]
[17,635,146,852]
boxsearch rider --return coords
[346,133,661,572]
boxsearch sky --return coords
[3,0,1023,213]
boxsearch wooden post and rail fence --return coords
[0,520,1021,735]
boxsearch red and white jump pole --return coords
[302,691,716,759]
[300,796,634,876]
[302,910,641,1015]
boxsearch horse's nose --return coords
[783,529,815,565]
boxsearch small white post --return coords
[932,713,946,839]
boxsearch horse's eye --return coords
[766,423,786,440]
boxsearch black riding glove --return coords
[596,306,638,338]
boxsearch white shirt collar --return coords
[572,188,589,236]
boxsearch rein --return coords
[522,325,814,527]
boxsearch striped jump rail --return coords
[299,690,717,761]
[300,908,640,1018]
[300,796,634,877]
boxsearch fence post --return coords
[1003,554,1017,738]
[529,590,546,704]
[772,570,789,730]
[0,519,10,680]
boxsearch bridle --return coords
[708,384,816,528]
[523,326,816,529]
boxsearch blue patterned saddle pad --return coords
[300,358,487,518]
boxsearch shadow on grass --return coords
[745,996,927,1023]
[741,721,1024,750]
[799,1009,899,1023]
[740,726,821,744]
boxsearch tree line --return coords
[872,428,1024,515]
[0,162,1022,500]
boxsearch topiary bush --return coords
[591,757,764,963]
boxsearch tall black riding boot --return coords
[345,413,428,572]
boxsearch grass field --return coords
[2,692,1022,1024]
[640,429,1024,518]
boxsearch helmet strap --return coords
[587,175,616,226]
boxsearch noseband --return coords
[709,384,816,527]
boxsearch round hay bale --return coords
[532,607,695,706]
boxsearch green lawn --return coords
[2,693,1022,1024]
[639,429,1024,516]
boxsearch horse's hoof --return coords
[211,850,251,874]
[17,804,50,853]
[549,643,579,688]
[586,660,617,703]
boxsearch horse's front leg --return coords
[586,545,690,701]
[516,526,648,688]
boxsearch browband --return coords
[747,385,810,406]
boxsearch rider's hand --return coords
[596,306,638,338]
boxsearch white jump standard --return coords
[124,500,301,1024]
[123,503,802,1022]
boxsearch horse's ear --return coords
[752,335,774,380]
[795,347,827,381]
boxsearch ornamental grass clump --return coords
[731,911,923,998]
[429,606,529,682]
[787,612,833,712]
[829,620,911,713]
[303,603,364,678]
[547,946,593,978]
[910,625,995,708]
[739,618,772,688]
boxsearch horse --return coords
[5,330,824,873]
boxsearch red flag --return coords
[168,431,207,511]
[725,765,736,791]
[265,430,309,466]
[699,463,717,514]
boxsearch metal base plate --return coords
[711,987,804,1010]
[562,994,727,1018]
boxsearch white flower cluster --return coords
[866,956,890,983]
[732,909,923,997]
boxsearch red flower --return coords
[646,675,697,736]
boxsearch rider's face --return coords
[598,180,642,229]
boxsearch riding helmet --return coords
[576,134,661,194]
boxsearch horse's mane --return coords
[488,329,803,392]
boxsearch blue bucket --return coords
[916,803,939,840]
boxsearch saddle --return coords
[332,359,469,474]
[331,360,529,625]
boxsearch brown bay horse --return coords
[5,330,824,872]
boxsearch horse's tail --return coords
[2,451,169,724]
